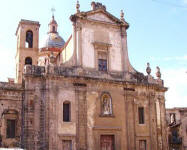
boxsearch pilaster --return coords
[74,83,87,150]
[124,87,136,150]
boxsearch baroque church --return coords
[0,1,168,150]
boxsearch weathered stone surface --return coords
[0,1,168,150]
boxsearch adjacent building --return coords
[166,108,187,150]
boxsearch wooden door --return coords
[100,135,114,150]
[62,140,72,150]
[139,140,146,150]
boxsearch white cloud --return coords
[162,68,187,108]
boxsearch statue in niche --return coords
[102,94,112,115]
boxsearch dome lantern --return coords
[40,10,65,51]
[48,8,58,33]
[48,15,58,33]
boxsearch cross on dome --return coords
[51,7,56,17]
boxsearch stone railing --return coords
[0,82,22,90]
[24,65,164,86]
[24,65,45,76]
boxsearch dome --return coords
[41,32,65,49]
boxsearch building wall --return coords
[0,82,22,148]
[166,108,187,150]
[22,64,168,150]
[81,22,123,72]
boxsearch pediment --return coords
[70,9,129,29]
[87,11,117,24]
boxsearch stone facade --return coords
[166,108,187,150]
[0,1,169,150]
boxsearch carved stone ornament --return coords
[49,52,56,65]
[76,0,80,13]
[120,10,125,22]
[156,66,161,79]
[101,93,112,115]
[146,62,151,75]
[91,2,106,11]
[76,22,82,31]
[92,42,112,50]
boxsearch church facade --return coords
[0,2,168,150]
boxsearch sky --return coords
[0,0,186,108]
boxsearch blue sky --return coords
[0,0,186,108]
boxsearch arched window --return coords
[25,57,32,65]
[25,30,33,48]
[63,101,70,122]
[101,93,112,116]
[52,26,55,32]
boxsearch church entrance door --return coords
[100,135,114,150]
[62,140,72,150]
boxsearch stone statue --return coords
[102,96,111,115]
[146,62,151,75]
[156,66,161,79]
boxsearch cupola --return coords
[48,15,58,33]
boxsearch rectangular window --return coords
[62,140,72,150]
[63,103,70,122]
[139,140,146,150]
[138,107,145,124]
[98,59,107,71]
[6,119,16,138]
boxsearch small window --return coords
[63,102,70,122]
[6,119,16,138]
[98,59,107,71]
[138,107,145,124]
[52,26,55,32]
[25,57,32,65]
[139,140,146,150]
[25,30,33,48]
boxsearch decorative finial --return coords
[120,10,125,21]
[76,0,80,13]
[156,66,161,79]
[91,1,96,10]
[51,7,56,17]
[146,62,151,75]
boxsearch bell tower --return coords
[15,20,40,83]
